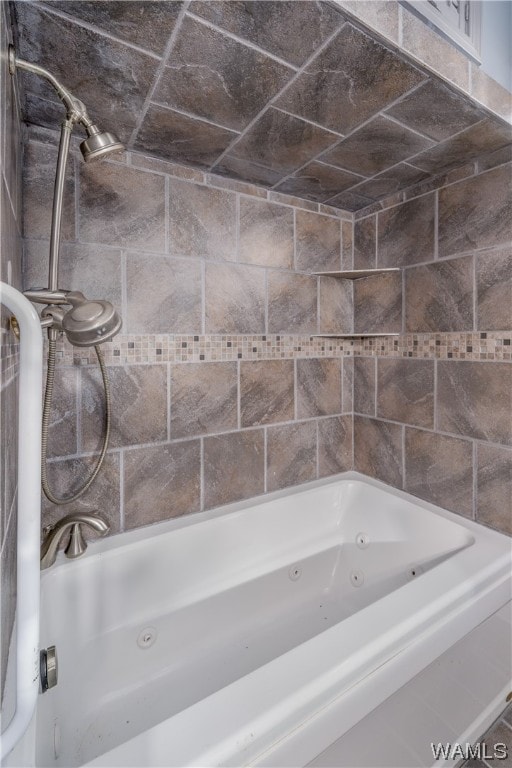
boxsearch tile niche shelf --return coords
[313,267,402,338]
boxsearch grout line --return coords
[402,268,406,335]
[200,437,204,512]
[264,268,269,334]
[473,253,478,332]
[235,194,240,262]
[237,359,241,429]
[271,105,346,138]
[164,175,170,255]
[149,100,240,135]
[167,362,172,441]
[398,4,403,48]
[401,424,406,489]
[119,450,125,532]
[263,426,268,493]
[316,276,320,334]
[201,260,206,334]
[294,358,298,421]
[434,189,439,260]
[316,420,320,479]
[472,440,478,521]
[374,357,378,418]
[120,250,128,332]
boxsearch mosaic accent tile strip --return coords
[50,331,512,366]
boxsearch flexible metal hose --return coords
[41,339,111,505]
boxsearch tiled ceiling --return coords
[12,0,512,211]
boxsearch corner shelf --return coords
[313,269,401,279]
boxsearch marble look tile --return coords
[377,358,434,428]
[351,164,429,202]
[79,162,165,252]
[212,155,283,187]
[277,24,425,135]
[134,104,237,168]
[412,120,512,176]
[124,441,200,528]
[274,162,363,203]
[23,141,75,241]
[354,415,403,488]
[295,210,341,272]
[319,277,353,335]
[297,359,342,418]
[318,415,353,477]
[155,15,293,132]
[230,108,340,175]
[267,271,318,333]
[170,362,237,438]
[477,444,512,535]
[341,220,354,270]
[191,1,343,67]
[321,115,433,177]
[471,65,512,123]
[437,361,512,445]
[42,453,121,532]
[353,272,402,333]
[240,360,294,427]
[126,254,202,334]
[266,421,317,492]
[203,429,264,508]
[46,368,78,459]
[327,189,374,212]
[385,80,485,142]
[205,262,265,333]
[476,247,512,331]
[45,1,183,55]
[438,165,512,258]
[239,199,294,269]
[169,179,236,260]
[335,1,398,43]
[405,257,474,332]
[377,194,435,267]
[405,428,473,517]
[15,2,159,143]
[81,364,167,450]
[353,215,376,269]
[354,357,376,416]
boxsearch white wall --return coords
[480,0,512,92]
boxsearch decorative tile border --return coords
[50,331,512,366]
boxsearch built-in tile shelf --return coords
[313,269,401,279]
[313,333,401,338]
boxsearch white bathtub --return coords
[7,473,512,767]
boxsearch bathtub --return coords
[7,472,512,767]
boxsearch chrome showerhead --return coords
[61,291,122,346]
[80,125,124,163]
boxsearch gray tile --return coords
[277,24,425,135]
[239,199,294,269]
[274,162,363,203]
[81,364,167,450]
[295,210,341,272]
[318,415,353,477]
[326,189,374,212]
[169,178,237,260]
[171,362,237,439]
[297,358,342,418]
[438,165,512,258]
[437,361,512,445]
[23,140,75,241]
[46,367,78,459]
[267,421,317,492]
[205,262,265,333]
[212,155,283,187]
[341,220,353,270]
[351,164,429,201]
[267,271,317,334]
[353,215,376,269]
[353,272,402,333]
[134,104,237,169]
[477,444,512,535]
[354,357,376,416]
[126,254,202,334]
[321,115,433,177]
[154,15,293,132]
[342,358,354,413]
[405,428,473,517]
[354,415,403,488]
[191,1,343,67]
[478,144,512,173]
[203,429,264,508]
[230,107,340,175]
[476,247,512,331]
[124,441,201,528]
[405,257,474,332]
[318,276,353,335]
[377,359,434,428]
[378,194,435,267]
[385,79,485,142]
[240,360,294,427]
[79,162,165,252]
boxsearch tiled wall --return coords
[0,2,23,700]
[352,152,512,536]
[22,128,354,535]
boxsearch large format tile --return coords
[295,210,341,272]
[267,271,318,333]
[377,359,434,429]
[154,15,293,132]
[277,24,425,135]
[354,415,403,488]
[203,429,264,508]
[239,198,294,269]
[405,428,473,517]
[318,277,353,334]
[318,415,352,477]
[297,358,342,418]
[377,195,435,267]
[124,441,201,528]
[477,443,512,535]
[353,215,376,269]
[274,162,363,203]
[438,165,512,257]
[354,357,376,416]
[205,262,265,333]
[476,246,512,331]
[240,360,294,427]
[267,421,317,492]
[169,179,237,260]
[350,164,429,201]
[321,115,433,177]
[353,272,402,333]
[437,361,512,445]
[191,1,343,67]
[405,257,474,332]
[171,362,237,438]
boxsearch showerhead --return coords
[61,291,122,346]
[80,126,124,163]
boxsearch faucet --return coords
[40,512,110,569]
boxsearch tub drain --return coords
[137,626,157,649]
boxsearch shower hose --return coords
[41,338,111,505]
